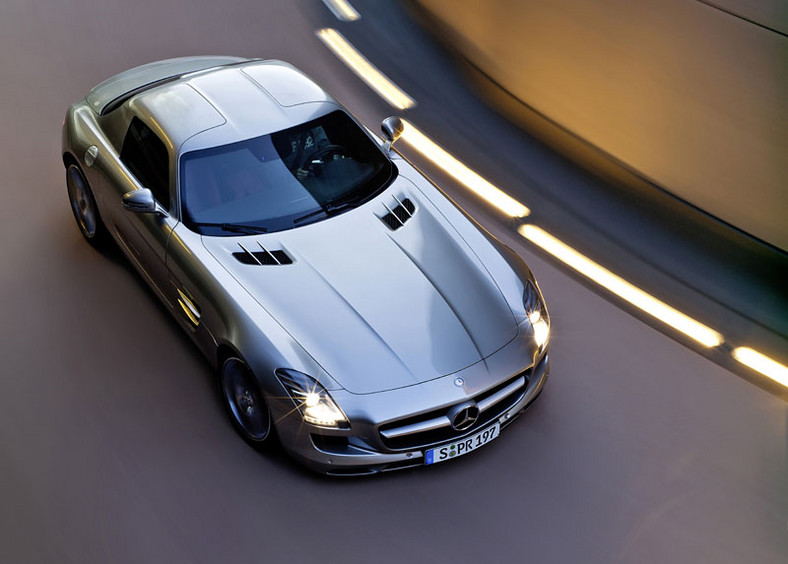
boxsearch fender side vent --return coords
[233,243,293,266]
[381,198,416,230]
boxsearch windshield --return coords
[179,110,396,235]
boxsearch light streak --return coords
[732,347,788,387]
[322,0,360,21]
[399,120,530,217]
[316,28,414,109]
[519,225,724,347]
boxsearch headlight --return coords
[276,369,349,428]
[523,280,550,349]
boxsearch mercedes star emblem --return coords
[448,401,480,431]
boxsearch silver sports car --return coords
[62,56,550,475]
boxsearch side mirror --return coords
[381,116,405,152]
[122,188,166,215]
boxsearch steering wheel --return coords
[303,144,348,172]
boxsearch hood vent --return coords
[380,197,416,230]
[233,242,293,266]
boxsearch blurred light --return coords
[732,347,788,387]
[399,120,531,218]
[519,225,724,348]
[322,0,360,21]
[316,28,415,109]
[528,309,541,324]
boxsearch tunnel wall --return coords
[412,0,788,251]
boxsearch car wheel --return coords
[66,163,106,245]
[220,357,272,445]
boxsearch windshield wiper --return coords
[293,199,362,225]
[191,221,268,234]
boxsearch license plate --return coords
[424,422,500,465]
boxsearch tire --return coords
[66,163,107,246]
[219,357,272,447]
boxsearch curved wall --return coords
[415,0,788,250]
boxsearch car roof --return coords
[86,56,251,115]
[120,58,338,154]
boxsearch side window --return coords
[120,117,170,208]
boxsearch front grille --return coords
[378,368,530,451]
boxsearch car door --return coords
[106,116,178,307]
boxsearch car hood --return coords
[202,185,517,394]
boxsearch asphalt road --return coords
[0,1,785,563]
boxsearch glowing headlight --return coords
[532,316,550,348]
[276,369,349,428]
[304,392,320,408]
[523,280,550,349]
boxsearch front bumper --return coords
[273,352,550,475]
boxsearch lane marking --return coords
[322,0,360,21]
[399,120,530,218]
[316,28,415,110]
[733,347,788,387]
[519,225,725,348]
